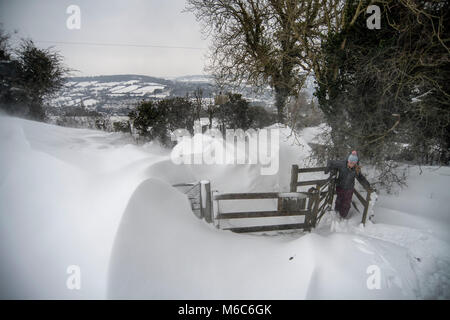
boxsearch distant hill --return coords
[68,74,173,86]
[47,74,214,115]
[47,74,320,116]
[172,75,213,83]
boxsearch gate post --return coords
[200,180,212,223]
[328,176,336,207]
[361,190,372,226]
[310,187,321,228]
[212,190,220,228]
[290,165,299,192]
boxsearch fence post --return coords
[310,187,321,228]
[200,180,212,223]
[212,190,220,228]
[361,190,372,226]
[328,175,335,207]
[290,165,299,192]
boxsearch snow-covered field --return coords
[48,79,171,109]
[0,115,449,299]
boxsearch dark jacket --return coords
[326,160,371,190]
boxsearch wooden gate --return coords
[289,165,336,226]
[174,165,374,234]
[213,191,315,233]
[290,164,374,225]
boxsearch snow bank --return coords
[108,178,316,299]
[1,116,449,299]
[0,116,169,299]
[170,126,315,193]
[108,178,421,299]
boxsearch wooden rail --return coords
[353,189,367,206]
[217,210,310,219]
[223,223,307,234]
[213,192,304,200]
[214,191,313,233]
[290,165,333,191]
[289,165,337,226]
[175,165,374,235]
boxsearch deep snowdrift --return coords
[0,115,449,299]
[107,178,418,299]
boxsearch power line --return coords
[34,40,207,50]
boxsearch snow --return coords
[123,80,139,85]
[133,85,165,95]
[109,85,126,92]
[82,99,98,106]
[107,84,165,94]
[108,179,315,299]
[110,85,140,94]
[300,123,330,145]
[175,75,212,83]
[0,115,449,299]
[93,82,122,88]
[76,81,98,87]
[0,115,168,298]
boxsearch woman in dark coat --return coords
[325,151,372,219]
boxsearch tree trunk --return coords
[274,86,288,124]
[209,112,213,129]
[29,97,44,120]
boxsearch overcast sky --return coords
[0,0,210,78]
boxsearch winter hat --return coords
[348,150,358,163]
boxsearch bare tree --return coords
[187,0,338,123]
[193,87,203,122]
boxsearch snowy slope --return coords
[0,115,449,299]
[0,115,169,298]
